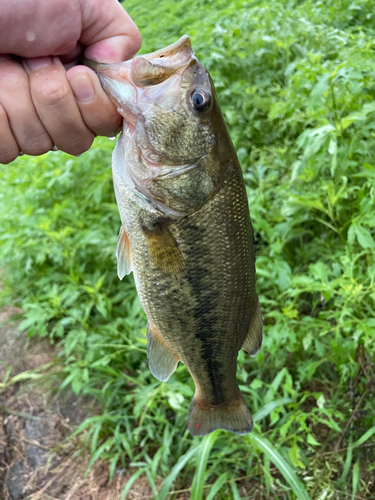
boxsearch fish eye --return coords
[189,88,211,112]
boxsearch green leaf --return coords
[85,437,115,475]
[303,333,313,351]
[90,423,103,455]
[206,473,229,500]
[309,74,329,106]
[253,398,293,423]
[352,224,375,249]
[191,430,220,500]
[230,481,241,500]
[156,446,199,500]
[328,137,338,176]
[352,460,360,500]
[307,434,321,446]
[109,451,121,482]
[297,124,335,158]
[352,426,375,448]
[146,469,157,497]
[246,433,311,500]
[339,438,353,485]
[121,469,146,500]
[341,102,375,130]
[289,443,305,469]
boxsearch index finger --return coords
[80,0,141,63]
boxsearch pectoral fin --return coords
[143,218,183,273]
[242,298,262,356]
[116,226,132,280]
[147,323,179,382]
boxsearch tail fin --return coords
[187,394,253,437]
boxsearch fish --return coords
[84,35,262,437]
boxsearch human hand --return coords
[0,0,141,164]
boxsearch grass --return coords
[1,0,375,498]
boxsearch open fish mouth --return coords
[83,35,196,126]
[84,35,194,81]
[86,36,218,216]
[84,35,204,172]
[129,35,195,87]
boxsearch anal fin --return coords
[116,225,132,280]
[147,323,179,382]
[242,297,262,356]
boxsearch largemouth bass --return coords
[85,36,262,436]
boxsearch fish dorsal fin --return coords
[242,298,262,356]
[142,218,183,273]
[147,323,179,382]
[116,226,132,280]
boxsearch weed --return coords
[1,0,375,498]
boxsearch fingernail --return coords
[70,73,95,103]
[25,56,53,71]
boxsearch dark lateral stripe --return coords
[182,219,225,403]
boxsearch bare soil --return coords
[0,306,154,500]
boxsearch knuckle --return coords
[0,152,18,164]
[87,111,122,137]
[0,146,19,164]
[62,135,94,156]
[0,65,27,93]
[0,105,19,164]
[96,121,122,138]
[22,133,53,156]
[37,81,71,107]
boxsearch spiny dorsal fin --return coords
[116,226,132,280]
[242,297,262,356]
[147,323,179,382]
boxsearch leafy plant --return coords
[1,0,375,498]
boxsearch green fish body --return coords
[85,36,262,436]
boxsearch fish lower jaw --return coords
[122,118,136,135]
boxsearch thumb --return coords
[80,0,141,63]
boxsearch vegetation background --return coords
[1,0,375,498]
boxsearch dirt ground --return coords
[0,305,155,500]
